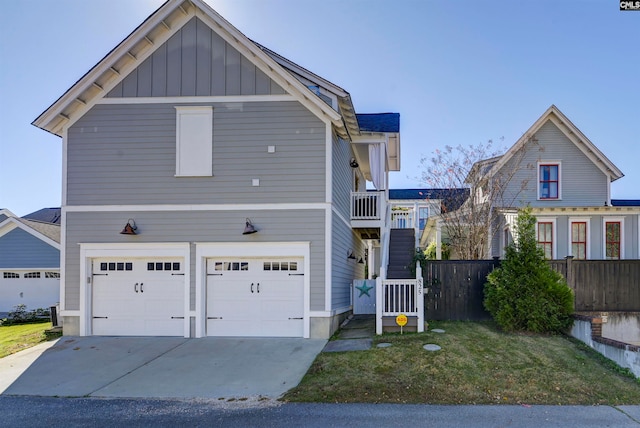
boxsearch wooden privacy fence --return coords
[424,259,640,320]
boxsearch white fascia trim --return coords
[602,217,625,260]
[60,209,67,312]
[0,218,60,250]
[194,241,311,338]
[63,203,329,213]
[536,217,557,259]
[78,242,190,337]
[97,95,295,104]
[325,205,332,314]
[332,206,351,230]
[61,128,68,206]
[325,124,334,204]
[568,217,591,260]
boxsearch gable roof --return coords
[0,215,61,249]
[32,0,345,138]
[486,105,623,182]
[22,207,61,225]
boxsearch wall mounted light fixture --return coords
[350,158,359,168]
[120,219,137,235]
[347,250,356,260]
[358,257,364,264]
[243,218,258,235]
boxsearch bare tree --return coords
[418,138,533,259]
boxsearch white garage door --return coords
[92,258,185,336]
[206,258,304,337]
[0,270,59,314]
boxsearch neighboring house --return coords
[0,209,61,316]
[32,0,400,338]
[424,105,640,260]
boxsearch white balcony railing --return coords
[351,191,382,220]
[390,210,414,229]
[379,279,422,316]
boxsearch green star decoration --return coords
[356,283,374,297]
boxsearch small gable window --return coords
[175,106,213,177]
[538,163,560,200]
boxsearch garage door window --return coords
[263,261,297,271]
[214,261,248,271]
[147,262,181,271]
[100,262,133,271]
[3,272,20,279]
[24,272,41,279]
[45,272,60,278]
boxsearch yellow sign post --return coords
[396,313,408,334]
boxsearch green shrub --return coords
[484,208,574,333]
[1,304,51,326]
[425,240,450,260]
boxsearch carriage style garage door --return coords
[206,258,304,337]
[91,258,185,336]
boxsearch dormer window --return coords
[538,163,560,200]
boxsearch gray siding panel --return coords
[331,214,364,309]
[0,229,59,269]
[67,101,326,205]
[332,133,354,220]
[64,210,325,312]
[106,17,284,98]
[499,121,608,208]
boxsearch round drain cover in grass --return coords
[377,343,392,348]
[423,344,441,351]
[431,329,445,333]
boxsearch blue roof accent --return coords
[22,208,61,224]
[356,113,400,133]
[611,199,640,207]
[389,188,468,201]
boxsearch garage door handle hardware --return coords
[289,273,304,276]
[140,282,144,293]
[172,273,185,276]
[134,283,139,293]
[289,317,303,320]
[257,282,260,293]
[251,282,254,293]
[93,273,109,276]
[208,273,223,276]
[93,316,108,319]
[171,316,184,319]
[207,317,223,320]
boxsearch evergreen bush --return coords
[484,208,574,333]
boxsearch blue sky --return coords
[1,0,638,216]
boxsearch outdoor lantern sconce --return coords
[358,257,364,264]
[347,250,356,260]
[350,158,359,168]
[120,219,137,235]
[242,218,258,235]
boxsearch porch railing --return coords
[351,191,382,220]
[376,276,424,334]
[390,210,415,229]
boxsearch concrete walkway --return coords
[322,315,375,352]
[0,336,326,399]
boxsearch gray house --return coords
[0,209,60,316]
[423,105,640,260]
[32,0,400,338]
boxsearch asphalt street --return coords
[1,397,639,428]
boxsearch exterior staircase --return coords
[386,228,416,279]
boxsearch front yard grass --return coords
[0,321,53,359]
[283,321,640,405]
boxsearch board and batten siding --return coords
[64,209,326,311]
[66,101,326,205]
[107,17,285,98]
[331,214,365,309]
[0,229,59,269]
[498,121,608,208]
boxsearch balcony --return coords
[351,191,384,237]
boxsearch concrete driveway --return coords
[0,336,326,399]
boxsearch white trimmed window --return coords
[536,218,557,259]
[603,217,625,260]
[538,162,561,200]
[569,217,590,260]
[175,106,213,177]
[3,272,19,279]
